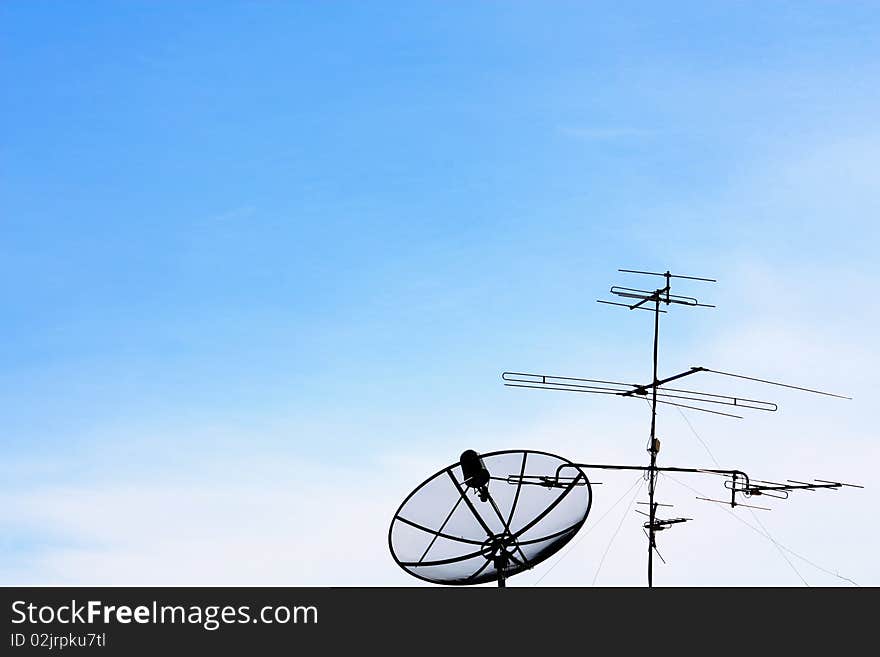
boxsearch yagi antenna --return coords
[499,268,860,587]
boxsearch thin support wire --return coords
[665,473,859,586]
[533,474,643,586]
[674,405,720,467]
[592,478,645,586]
[747,507,808,586]
[672,407,858,586]
[671,409,807,583]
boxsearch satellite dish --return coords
[389,449,592,586]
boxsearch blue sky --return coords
[2,2,878,585]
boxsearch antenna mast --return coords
[502,268,860,587]
[632,269,717,586]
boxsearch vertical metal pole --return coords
[646,273,669,587]
[647,296,659,587]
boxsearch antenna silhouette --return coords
[502,268,861,586]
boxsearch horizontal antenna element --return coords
[502,370,778,418]
[696,368,852,400]
[618,268,717,282]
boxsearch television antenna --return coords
[502,268,861,586]
[388,269,861,586]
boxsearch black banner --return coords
[1,587,870,655]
